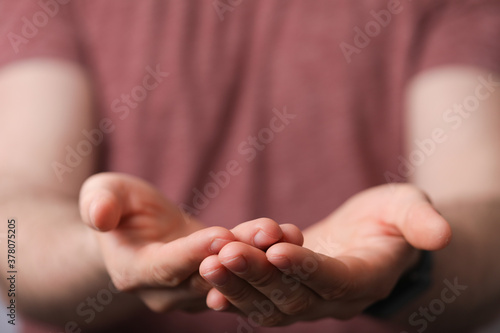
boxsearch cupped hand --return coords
[200,184,452,326]
[79,172,302,312]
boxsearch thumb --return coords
[79,172,182,231]
[394,200,452,251]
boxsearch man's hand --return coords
[79,172,303,313]
[199,184,452,326]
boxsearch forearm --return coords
[392,66,500,331]
[392,197,500,332]
[0,180,145,328]
[0,59,147,328]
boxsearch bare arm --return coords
[0,59,304,330]
[197,66,500,331]
[0,59,142,327]
[397,66,500,331]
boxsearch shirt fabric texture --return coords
[1,0,500,332]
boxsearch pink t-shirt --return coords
[1,1,500,332]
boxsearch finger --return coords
[230,218,303,250]
[279,224,304,246]
[206,287,232,311]
[206,288,250,315]
[266,243,363,302]
[383,186,452,250]
[216,242,319,316]
[115,226,235,290]
[230,218,282,249]
[137,273,212,312]
[402,201,451,250]
[79,172,186,231]
[200,254,286,326]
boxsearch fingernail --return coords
[202,267,228,287]
[212,305,227,311]
[268,255,291,270]
[254,230,276,247]
[222,256,248,274]
[210,238,229,254]
[89,199,101,231]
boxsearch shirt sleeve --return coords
[0,0,81,68]
[417,0,500,75]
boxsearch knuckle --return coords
[320,280,351,301]
[109,269,136,291]
[149,263,180,287]
[110,277,130,292]
[320,286,344,301]
[279,292,313,316]
[247,269,278,289]
[189,274,212,295]
[111,279,129,292]
[226,285,254,303]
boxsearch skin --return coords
[0,58,499,333]
[0,60,301,327]
[199,184,450,325]
[199,67,500,331]
[79,172,303,313]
